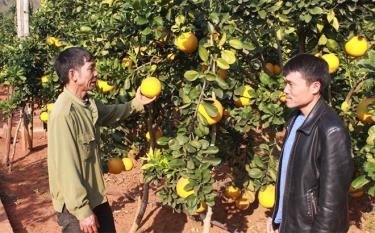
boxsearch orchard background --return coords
[0,0,374,232]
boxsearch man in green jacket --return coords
[48,47,156,233]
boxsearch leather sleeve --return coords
[311,127,353,232]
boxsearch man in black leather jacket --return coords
[267,54,353,233]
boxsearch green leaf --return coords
[190,140,201,149]
[216,58,230,70]
[175,15,185,25]
[300,14,312,23]
[141,163,155,170]
[184,70,199,81]
[318,34,327,45]
[135,16,148,25]
[185,144,197,153]
[221,50,236,64]
[187,160,195,169]
[169,159,186,168]
[351,175,370,189]
[331,17,339,31]
[80,26,92,32]
[309,7,323,15]
[215,76,229,89]
[326,39,340,51]
[157,136,169,146]
[201,157,221,166]
[248,168,264,179]
[199,139,210,149]
[364,161,375,173]
[176,134,189,145]
[259,72,271,85]
[258,10,266,19]
[229,39,243,49]
[218,32,226,47]
[203,146,219,154]
[327,10,335,22]
[199,46,209,62]
[202,101,218,118]
[368,185,375,197]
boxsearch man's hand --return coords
[135,87,157,105]
[266,217,279,233]
[79,214,100,233]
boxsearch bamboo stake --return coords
[9,109,24,172]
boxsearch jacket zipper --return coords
[311,191,317,216]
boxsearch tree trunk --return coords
[22,103,33,151]
[128,104,154,233]
[3,86,14,166]
[297,26,306,54]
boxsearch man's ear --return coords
[68,68,78,83]
[311,81,321,95]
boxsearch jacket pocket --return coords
[79,133,96,160]
[306,187,318,219]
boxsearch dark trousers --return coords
[57,202,116,233]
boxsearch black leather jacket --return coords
[272,98,353,233]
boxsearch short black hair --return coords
[283,53,330,96]
[53,47,94,85]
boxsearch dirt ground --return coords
[0,129,374,233]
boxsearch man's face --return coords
[283,71,320,109]
[73,59,98,92]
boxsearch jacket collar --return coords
[298,97,327,135]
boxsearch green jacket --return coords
[48,88,143,220]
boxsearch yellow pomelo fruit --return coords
[198,99,224,125]
[41,75,49,84]
[194,201,207,214]
[356,98,375,124]
[167,53,176,61]
[122,157,134,171]
[273,64,282,75]
[122,57,133,69]
[146,128,163,142]
[280,93,286,103]
[349,186,364,198]
[97,80,114,93]
[47,36,56,45]
[107,158,125,174]
[47,103,54,112]
[175,32,198,53]
[341,101,350,112]
[366,134,375,146]
[218,69,227,80]
[235,197,251,210]
[242,190,256,204]
[265,63,274,74]
[225,185,241,200]
[345,36,368,57]
[258,184,275,209]
[140,77,162,98]
[176,177,194,198]
[322,53,339,74]
[235,85,254,107]
[40,111,48,123]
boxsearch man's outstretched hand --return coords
[135,87,157,105]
